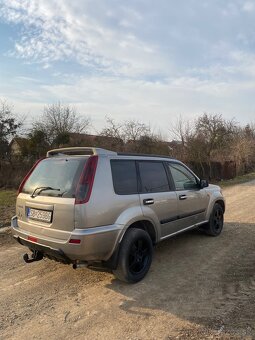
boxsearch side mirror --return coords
[200,179,209,189]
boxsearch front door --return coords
[167,162,209,231]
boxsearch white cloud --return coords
[1,0,255,82]
[1,0,255,132]
[243,1,255,12]
[0,0,171,77]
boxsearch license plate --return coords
[27,208,52,223]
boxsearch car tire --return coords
[202,203,224,236]
[113,228,153,283]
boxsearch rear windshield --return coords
[22,157,87,198]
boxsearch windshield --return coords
[22,157,87,198]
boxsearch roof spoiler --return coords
[46,147,117,157]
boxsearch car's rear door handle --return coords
[143,198,154,205]
[179,195,187,200]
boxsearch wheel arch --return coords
[127,220,157,245]
[105,219,156,271]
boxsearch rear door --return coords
[138,160,179,238]
[166,162,209,230]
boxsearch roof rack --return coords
[117,152,175,159]
[46,147,117,157]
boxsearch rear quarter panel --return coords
[74,156,143,229]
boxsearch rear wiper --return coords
[59,190,68,197]
[31,186,60,198]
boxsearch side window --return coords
[168,163,198,191]
[138,161,170,193]
[111,160,138,195]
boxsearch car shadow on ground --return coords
[106,223,255,337]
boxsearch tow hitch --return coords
[23,250,44,263]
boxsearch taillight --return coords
[18,158,45,194]
[69,239,81,244]
[28,236,38,243]
[75,155,98,204]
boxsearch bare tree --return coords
[124,119,151,142]
[195,113,236,151]
[99,116,125,151]
[33,103,91,145]
[230,126,255,175]
[124,119,156,153]
[192,113,237,178]
[169,115,194,161]
[100,116,168,154]
[0,99,23,163]
[170,115,193,147]
[100,116,124,141]
[0,100,22,140]
[186,134,208,176]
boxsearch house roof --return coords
[9,137,29,148]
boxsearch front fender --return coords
[205,189,225,220]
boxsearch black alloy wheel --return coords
[203,203,224,236]
[113,228,153,283]
[213,206,223,233]
[128,238,150,275]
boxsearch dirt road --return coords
[1,182,255,340]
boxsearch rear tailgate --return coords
[16,194,75,240]
[16,156,88,240]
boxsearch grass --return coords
[0,190,16,227]
[215,172,255,187]
[0,190,16,207]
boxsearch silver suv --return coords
[11,147,225,283]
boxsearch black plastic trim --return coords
[13,236,72,264]
[160,209,206,224]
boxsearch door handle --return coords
[143,198,154,205]
[179,194,187,200]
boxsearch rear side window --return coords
[138,161,170,193]
[111,160,138,195]
[22,157,87,198]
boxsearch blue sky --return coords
[1,0,255,136]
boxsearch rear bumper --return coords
[14,235,72,264]
[11,216,123,261]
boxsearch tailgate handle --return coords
[143,198,154,205]
[179,195,187,200]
